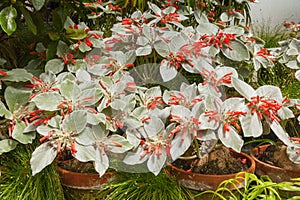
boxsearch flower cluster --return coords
[0,1,299,178]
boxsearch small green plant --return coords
[252,21,287,48]
[196,172,300,200]
[0,142,65,200]
[93,171,193,200]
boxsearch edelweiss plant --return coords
[0,0,300,177]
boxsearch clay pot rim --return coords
[250,144,299,173]
[170,149,256,178]
[56,164,115,177]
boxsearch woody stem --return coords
[193,138,201,159]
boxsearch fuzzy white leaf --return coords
[147,150,167,176]
[218,126,243,152]
[30,142,57,176]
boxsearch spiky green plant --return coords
[95,170,193,200]
[0,142,65,200]
[196,172,300,200]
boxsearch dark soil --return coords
[173,146,248,175]
[255,144,300,171]
[57,159,97,173]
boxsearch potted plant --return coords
[0,0,299,192]
[248,21,300,183]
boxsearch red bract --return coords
[83,38,93,47]
[0,70,7,76]
[256,48,276,62]
[167,52,189,69]
[126,82,137,91]
[108,3,121,11]
[71,141,77,154]
[167,93,185,105]
[26,76,59,99]
[122,18,133,25]
[247,96,283,123]
[29,50,46,60]
[200,69,234,93]
[164,0,180,10]
[59,52,76,64]
[146,96,164,110]
[199,30,236,49]
[198,2,206,8]
[84,0,103,7]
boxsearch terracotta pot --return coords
[251,144,300,183]
[170,150,256,191]
[57,164,115,190]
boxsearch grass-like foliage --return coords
[0,142,65,200]
[196,172,300,200]
[96,170,193,200]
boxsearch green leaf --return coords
[37,125,57,136]
[0,58,6,65]
[196,23,219,36]
[270,120,292,146]
[220,12,233,22]
[52,7,67,31]
[78,88,102,106]
[240,112,263,137]
[30,142,58,176]
[89,37,103,48]
[194,12,209,24]
[45,58,64,74]
[278,107,294,120]
[56,40,69,57]
[0,101,12,119]
[123,146,149,165]
[295,70,300,81]
[232,77,255,101]
[76,127,95,146]
[19,7,37,35]
[59,79,80,101]
[136,45,152,56]
[12,121,36,144]
[4,86,31,112]
[160,60,177,82]
[106,135,133,154]
[31,92,63,111]
[0,139,18,154]
[147,2,161,16]
[1,69,33,82]
[170,130,192,160]
[125,116,142,129]
[31,0,46,11]
[73,143,96,162]
[224,26,244,36]
[221,40,250,61]
[62,110,87,133]
[147,150,167,176]
[256,85,282,102]
[144,117,165,138]
[154,40,169,57]
[287,145,300,164]
[87,112,106,125]
[110,94,135,112]
[94,147,109,177]
[0,6,17,36]
[286,60,300,69]
[65,28,88,40]
[79,42,92,52]
[218,126,243,152]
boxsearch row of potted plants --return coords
[0,0,300,195]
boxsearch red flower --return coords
[83,38,93,47]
